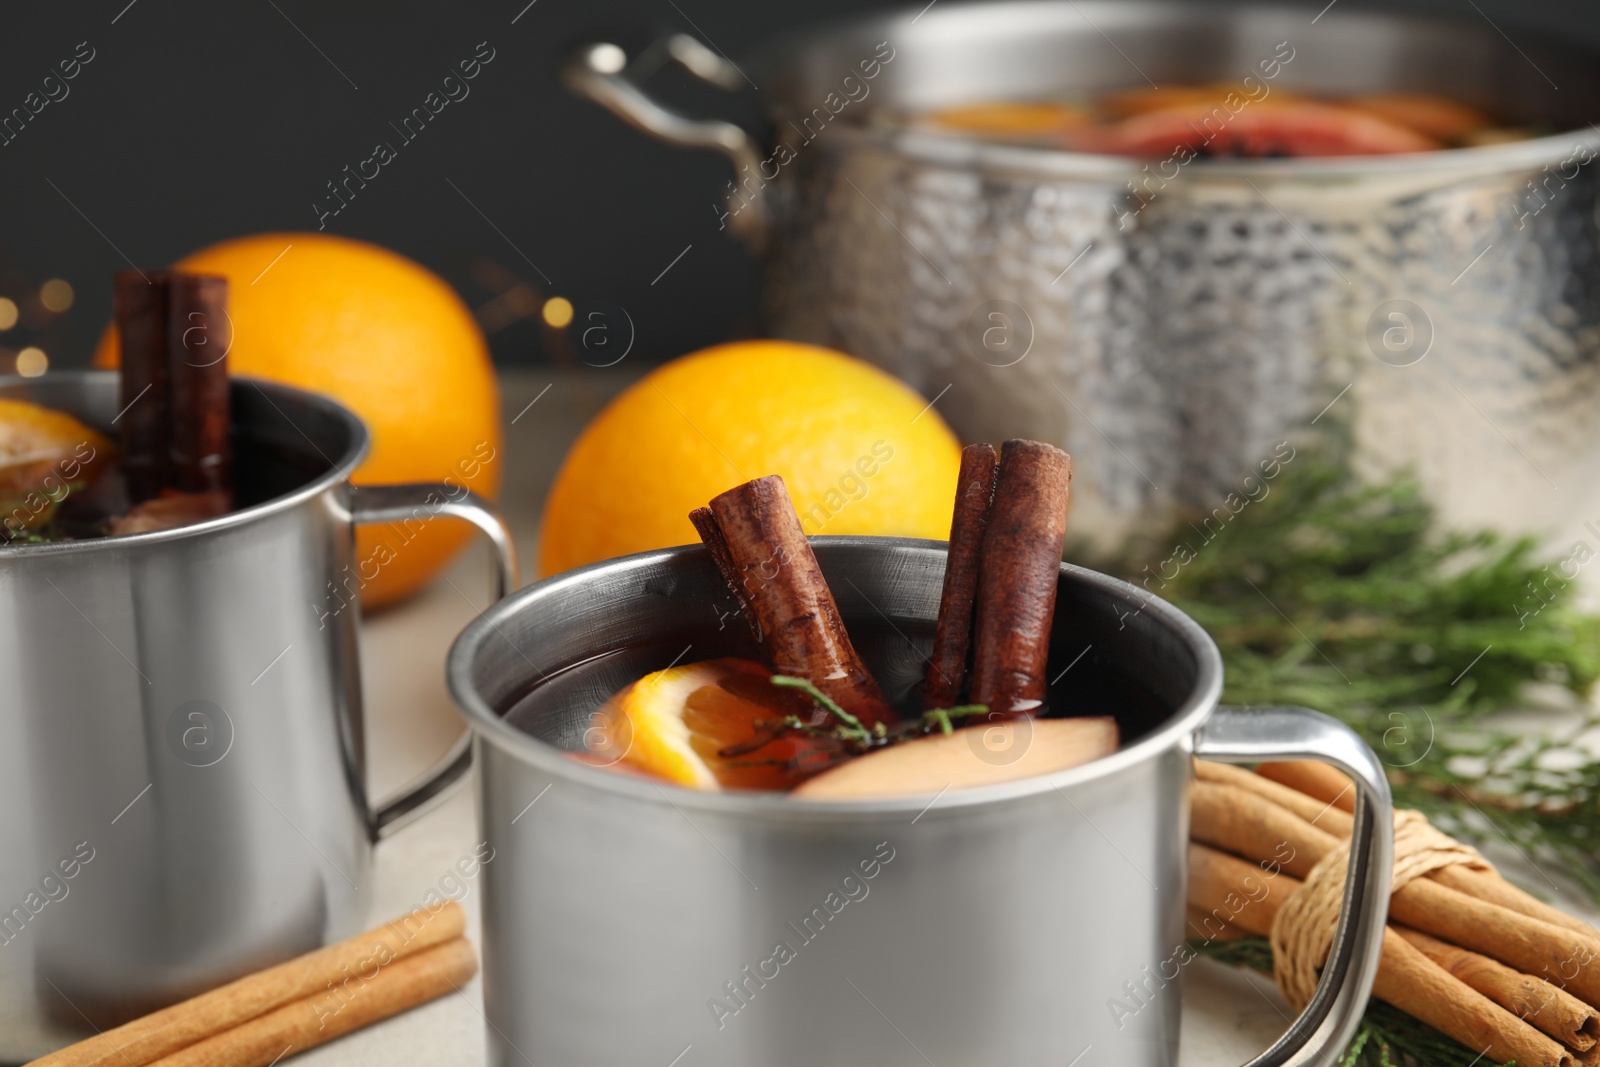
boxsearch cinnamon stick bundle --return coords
[1190,764,1600,1064]
[967,440,1072,718]
[1189,842,1575,1067]
[1190,778,1600,1006]
[34,902,467,1067]
[923,443,997,710]
[696,475,895,728]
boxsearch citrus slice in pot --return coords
[1100,83,1307,119]
[921,101,1089,141]
[1076,100,1440,157]
[583,658,847,791]
[1343,92,1494,142]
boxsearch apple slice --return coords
[791,716,1118,800]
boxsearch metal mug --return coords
[0,370,516,1062]
[566,3,1600,556]
[447,537,1394,1067]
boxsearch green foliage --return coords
[1108,450,1600,897]
[1106,450,1600,1066]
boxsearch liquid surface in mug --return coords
[501,620,1169,779]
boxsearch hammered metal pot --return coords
[567,1,1600,553]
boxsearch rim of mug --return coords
[0,369,370,555]
[756,0,1600,184]
[447,537,1227,818]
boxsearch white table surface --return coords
[302,370,1595,1067]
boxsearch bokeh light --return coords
[541,296,574,329]
[39,279,74,313]
[16,347,48,377]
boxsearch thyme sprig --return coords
[921,704,989,736]
[771,675,875,746]
[770,675,987,746]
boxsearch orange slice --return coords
[921,101,1089,142]
[1344,93,1494,142]
[585,658,848,791]
[0,398,114,536]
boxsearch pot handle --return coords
[562,36,769,248]
[1193,705,1394,1067]
[350,483,520,837]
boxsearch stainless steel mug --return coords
[448,537,1394,1067]
[0,370,516,1062]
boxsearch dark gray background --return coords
[2,0,1595,369]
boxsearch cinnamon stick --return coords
[113,271,170,503]
[705,476,895,728]
[32,902,466,1067]
[1255,760,1355,812]
[1190,780,1600,1007]
[690,506,760,641]
[166,273,232,497]
[1189,779,1337,881]
[1430,866,1600,941]
[145,938,477,1067]
[968,440,1072,719]
[1195,759,1354,835]
[1388,877,1600,1009]
[1189,843,1574,1067]
[1398,926,1600,1052]
[923,443,997,710]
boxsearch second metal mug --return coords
[0,370,517,1062]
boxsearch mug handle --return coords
[350,483,520,837]
[562,36,770,249]
[1193,705,1395,1067]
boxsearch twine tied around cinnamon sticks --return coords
[1271,808,1490,1010]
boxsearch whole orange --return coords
[539,341,962,576]
[93,233,500,608]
